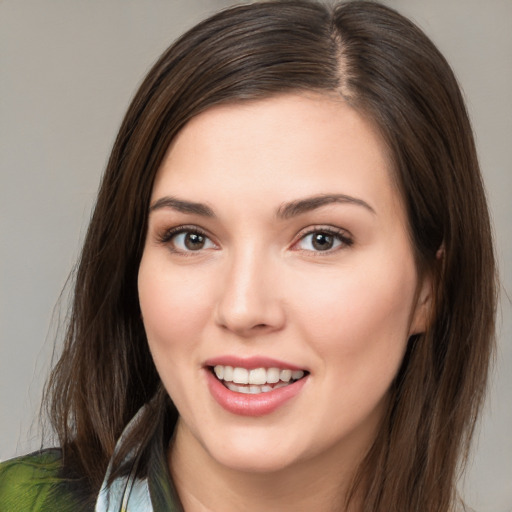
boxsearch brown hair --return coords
[44,1,496,510]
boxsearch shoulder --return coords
[0,449,93,512]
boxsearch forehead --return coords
[152,93,403,223]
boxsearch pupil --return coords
[312,233,333,251]
[185,233,205,250]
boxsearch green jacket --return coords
[0,407,183,511]
[0,449,92,511]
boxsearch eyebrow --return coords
[276,194,376,219]
[149,196,215,217]
[149,193,375,219]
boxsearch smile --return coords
[211,365,306,394]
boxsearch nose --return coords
[214,247,286,337]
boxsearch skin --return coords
[138,93,432,511]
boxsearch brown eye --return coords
[311,232,335,251]
[295,229,353,253]
[184,232,206,250]
[165,229,216,252]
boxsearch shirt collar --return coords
[95,405,183,512]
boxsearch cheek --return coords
[138,256,213,346]
[289,251,418,374]
[137,254,216,411]
[285,251,419,438]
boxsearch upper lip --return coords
[204,355,306,371]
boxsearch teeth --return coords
[223,366,234,382]
[214,365,224,380]
[226,383,244,393]
[225,382,273,394]
[233,367,249,384]
[280,369,292,382]
[267,367,280,383]
[212,365,306,390]
[249,368,267,385]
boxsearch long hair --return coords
[44,1,497,510]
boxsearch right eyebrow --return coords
[276,193,376,219]
[149,196,215,217]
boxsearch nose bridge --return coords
[215,240,284,335]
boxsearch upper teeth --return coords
[213,365,304,385]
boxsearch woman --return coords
[0,1,496,511]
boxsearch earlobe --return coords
[409,247,444,335]
[409,276,433,335]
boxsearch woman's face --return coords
[138,93,431,474]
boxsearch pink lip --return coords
[204,355,305,371]
[205,368,308,417]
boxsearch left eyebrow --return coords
[276,194,376,219]
[149,196,215,217]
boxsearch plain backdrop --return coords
[1,1,511,510]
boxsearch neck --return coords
[168,421,366,512]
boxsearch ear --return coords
[409,247,443,336]
[409,274,433,335]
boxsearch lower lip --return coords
[205,369,308,417]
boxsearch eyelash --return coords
[156,225,216,254]
[156,225,353,255]
[293,226,354,254]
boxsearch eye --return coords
[295,228,353,253]
[159,227,217,253]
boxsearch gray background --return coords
[1,1,510,510]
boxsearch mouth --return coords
[209,365,308,395]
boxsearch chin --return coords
[200,428,307,474]
[210,447,299,474]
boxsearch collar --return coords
[95,406,183,512]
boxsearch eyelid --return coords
[291,225,354,253]
[154,223,353,254]
[156,224,218,252]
